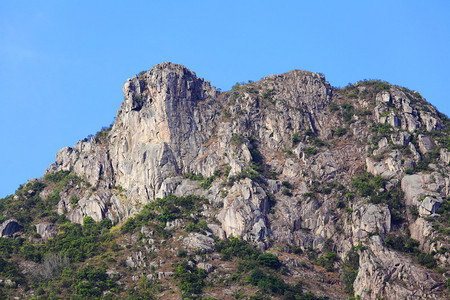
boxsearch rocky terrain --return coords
[0,62,449,299]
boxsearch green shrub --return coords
[384,233,437,268]
[246,268,287,294]
[329,103,339,111]
[317,252,337,272]
[282,181,293,189]
[334,127,347,137]
[262,89,274,101]
[44,170,71,183]
[311,137,326,147]
[248,136,263,166]
[352,172,404,224]
[231,133,245,146]
[256,253,281,269]
[409,206,419,221]
[223,165,231,177]
[436,197,450,228]
[174,260,207,298]
[44,218,113,263]
[121,194,207,236]
[111,243,123,252]
[215,237,260,261]
[370,123,393,134]
[47,189,61,205]
[121,218,137,234]
[416,252,437,269]
[185,171,204,181]
[342,247,360,296]
[305,129,314,136]
[282,188,292,197]
[292,247,303,255]
[185,221,208,234]
[0,256,25,284]
[70,195,79,208]
[292,132,302,145]
[356,109,372,116]
[405,168,414,174]
[177,249,187,258]
[304,147,318,155]
[341,103,354,122]
[199,169,222,190]
[75,265,116,297]
[227,168,261,186]
[232,82,242,91]
[320,187,332,194]
[336,199,345,209]
[266,191,276,207]
[94,124,113,144]
[200,176,215,190]
[302,192,315,199]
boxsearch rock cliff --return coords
[2,63,450,299]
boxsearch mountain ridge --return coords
[1,62,449,299]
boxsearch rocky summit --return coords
[1,62,449,299]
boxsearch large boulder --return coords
[417,135,435,153]
[418,196,443,217]
[351,203,391,240]
[183,233,215,253]
[35,223,58,241]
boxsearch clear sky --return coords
[1,1,449,197]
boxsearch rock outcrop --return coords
[0,219,22,237]
[36,63,450,299]
[35,223,58,241]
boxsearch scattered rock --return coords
[207,223,226,239]
[126,251,146,268]
[197,262,214,273]
[157,271,174,279]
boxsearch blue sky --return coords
[1,1,449,197]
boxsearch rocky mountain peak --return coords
[2,63,449,299]
[122,62,217,113]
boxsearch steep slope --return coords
[1,63,449,299]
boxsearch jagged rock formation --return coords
[3,62,450,299]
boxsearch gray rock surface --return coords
[418,196,443,216]
[183,233,215,253]
[35,223,58,241]
[218,178,269,242]
[0,219,23,237]
[354,236,444,300]
[351,203,391,240]
[418,135,435,153]
[41,63,450,299]
[197,262,214,273]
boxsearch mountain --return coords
[1,62,449,299]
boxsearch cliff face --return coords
[5,63,450,299]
